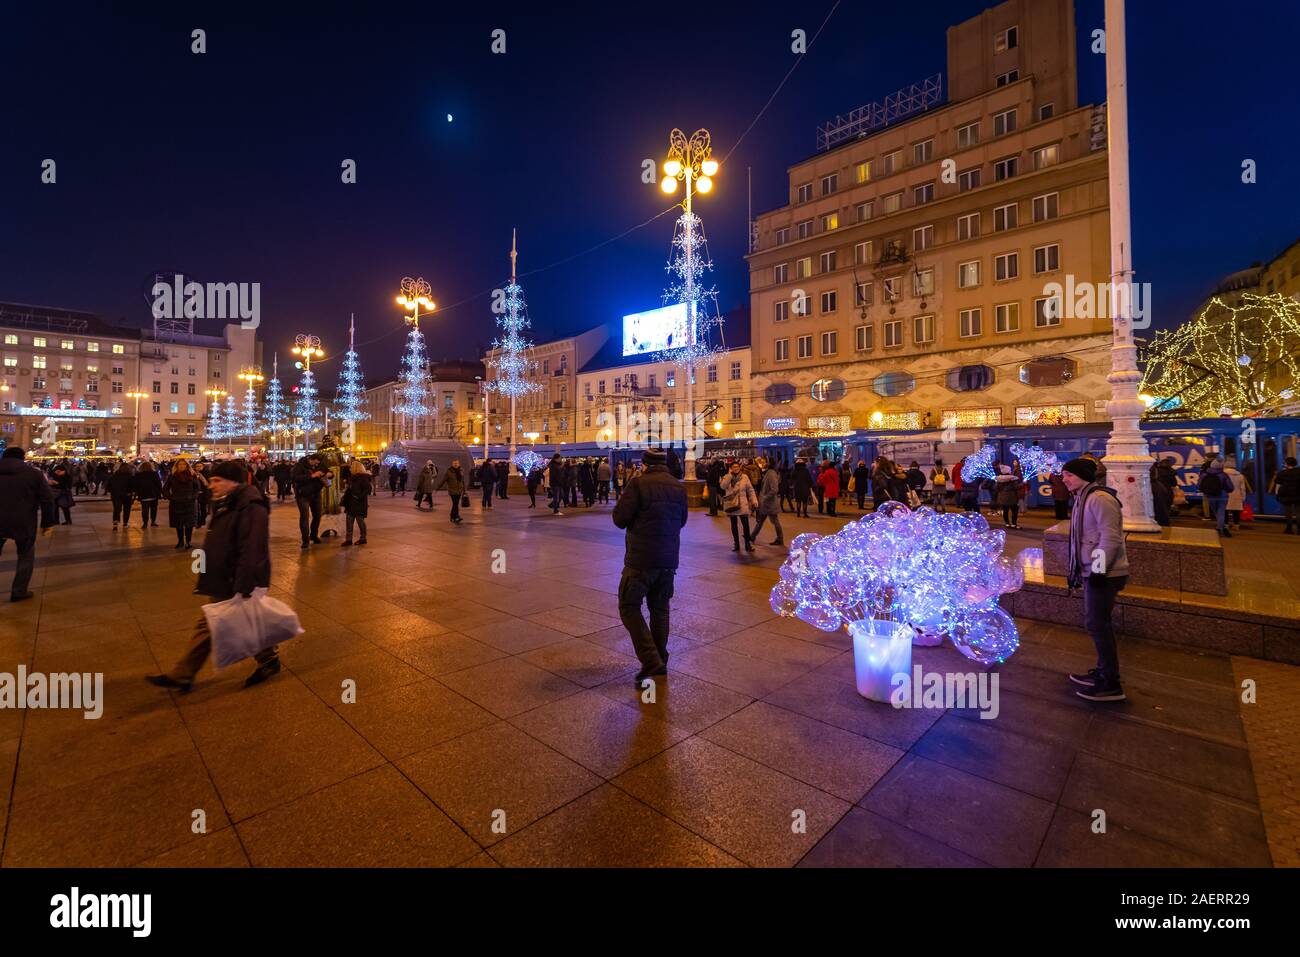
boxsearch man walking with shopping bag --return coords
[146,460,281,692]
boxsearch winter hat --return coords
[643,448,667,466]
[1062,457,1097,483]
[999,464,1012,475]
[211,460,249,483]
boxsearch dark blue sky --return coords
[2,0,1297,383]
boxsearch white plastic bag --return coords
[203,587,304,668]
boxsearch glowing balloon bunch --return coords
[768,502,1025,665]
[1010,443,1062,479]
[960,444,999,481]
[513,449,544,476]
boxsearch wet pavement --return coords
[0,489,1287,867]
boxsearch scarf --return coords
[1067,482,1119,589]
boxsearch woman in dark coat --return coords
[342,459,372,546]
[108,462,135,529]
[579,460,596,507]
[791,459,813,518]
[132,461,163,528]
[162,458,204,548]
[51,463,75,525]
[526,465,543,508]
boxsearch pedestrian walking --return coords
[1198,458,1233,537]
[292,453,327,547]
[496,459,510,500]
[792,458,812,517]
[995,465,1023,528]
[162,458,205,549]
[1223,459,1250,530]
[341,459,372,546]
[527,464,543,507]
[596,458,611,503]
[1049,471,1070,520]
[133,461,163,528]
[929,460,949,511]
[0,447,56,602]
[108,460,135,529]
[720,461,758,552]
[751,458,785,546]
[1061,457,1129,702]
[436,459,466,524]
[853,459,871,510]
[611,447,687,686]
[818,459,840,516]
[398,466,409,495]
[388,463,401,497]
[706,457,726,516]
[414,461,438,510]
[1269,456,1300,534]
[147,460,280,692]
[273,459,293,501]
[479,458,495,509]
[547,453,564,515]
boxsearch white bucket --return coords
[849,619,914,703]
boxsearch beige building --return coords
[0,303,141,455]
[575,346,753,445]
[138,322,258,451]
[748,0,1114,434]
[356,360,487,452]
[484,325,607,446]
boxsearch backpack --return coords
[1199,471,1225,496]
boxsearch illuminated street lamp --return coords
[125,388,148,459]
[291,334,325,455]
[205,386,228,447]
[237,367,264,446]
[659,127,718,469]
[395,278,435,440]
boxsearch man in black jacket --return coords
[495,458,509,499]
[479,458,495,509]
[0,448,56,602]
[611,447,688,685]
[147,460,280,691]
[292,453,326,547]
[706,458,726,516]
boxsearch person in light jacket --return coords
[1061,457,1129,702]
[719,461,758,552]
[1223,459,1251,529]
[751,458,785,547]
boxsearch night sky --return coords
[2,0,1297,384]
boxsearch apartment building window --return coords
[881,150,901,175]
[820,250,837,272]
[856,201,873,222]
[820,212,839,231]
[111,381,123,394]
[855,160,871,183]
[775,338,790,362]
[913,181,935,205]
[583,410,591,428]
[995,302,1021,333]
[775,300,790,322]
[33,355,47,369]
[773,262,789,283]
[793,290,810,316]
[797,182,813,203]
[730,397,742,420]
[818,331,837,356]
[112,344,125,354]
[169,402,179,414]
[855,281,873,306]
[170,382,179,394]
[994,108,1017,136]
[1033,193,1059,223]
[797,219,813,239]
[775,226,789,245]
[1034,243,1061,274]
[854,240,872,265]
[1039,103,1055,121]
[112,364,124,375]
[994,156,1019,181]
[883,319,903,348]
[855,324,874,352]
[994,252,1020,281]
[995,25,1018,52]
[959,308,983,338]
[912,139,934,165]
[796,256,812,279]
[958,168,981,192]
[994,202,1018,231]
[957,212,981,241]
[729,361,741,380]
[913,268,934,297]
[912,224,934,251]
[706,364,717,383]
[958,260,981,288]
[882,191,903,214]
[3,356,15,368]
[61,339,74,350]
[913,315,935,344]
[86,379,98,393]
[1032,144,1060,169]
[956,122,980,150]
[820,173,838,195]
[797,335,813,359]
[1035,296,1063,327]
[33,337,46,348]
[542,358,549,374]
[995,69,1019,87]
[598,379,606,394]
[883,277,901,302]
[821,290,838,314]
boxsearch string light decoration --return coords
[959,444,998,482]
[262,355,289,447]
[238,367,264,441]
[332,315,369,426]
[394,278,435,434]
[512,449,544,476]
[768,504,1025,666]
[1009,442,1062,479]
[486,231,542,461]
[1140,293,1300,417]
[204,389,226,440]
[221,393,239,443]
[291,334,325,439]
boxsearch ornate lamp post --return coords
[291,334,325,456]
[659,127,719,471]
[237,367,264,448]
[395,278,435,440]
[125,388,148,459]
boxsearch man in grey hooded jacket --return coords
[1061,457,1129,702]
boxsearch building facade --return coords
[748,0,1114,435]
[356,360,488,453]
[484,325,608,446]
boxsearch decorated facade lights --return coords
[394,277,435,440]
[291,334,325,455]
[658,127,723,467]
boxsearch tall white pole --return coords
[509,228,518,464]
[684,165,697,467]
[1102,0,1159,532]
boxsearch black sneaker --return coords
[1076,680,1126,702]
[145,674,192,693]
[1068,668,1101,687]
[244,657,281,688]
